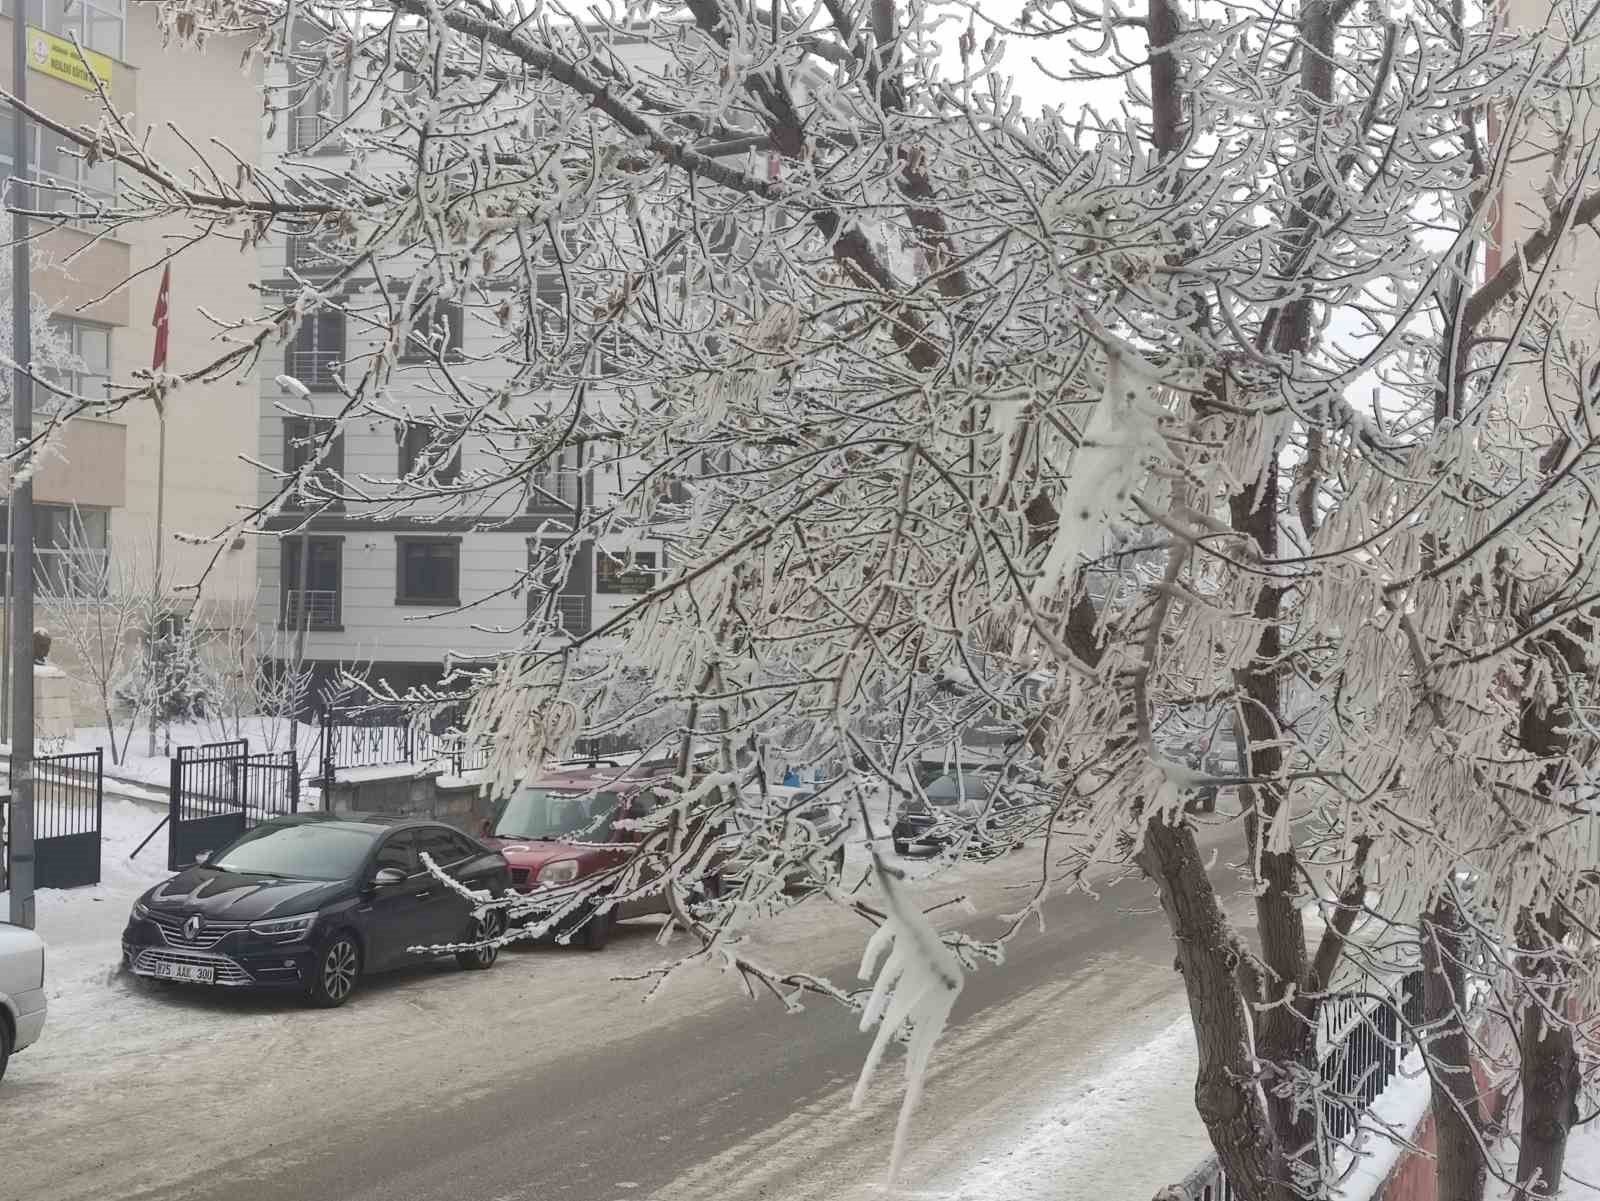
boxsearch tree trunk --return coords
[1139,818,1285,1201]
[1422,897,1487,1201]
[1516,911,1580,1198]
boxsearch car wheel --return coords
[0,1016,11,1084]
[456,909,506,971]
[306,932,362,1008]
[580,906,613,951]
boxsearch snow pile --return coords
[1330,1049,1432,1201]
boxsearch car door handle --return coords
[413,889,433,899]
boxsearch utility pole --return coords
[8,4,35,928]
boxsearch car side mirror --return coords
[372,867,407,887]
[194,850,211,865]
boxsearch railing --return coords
[1169,969,1425,1201]
[319,703,487,785]
[284,349,342,390]
[282,588,339,630]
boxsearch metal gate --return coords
[3,749,104,889]
[168,741,299,871]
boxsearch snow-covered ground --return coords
[0,794,1217,1201]
[0,797,172,1027]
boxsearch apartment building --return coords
[1,0,262,625]
[256,28,686,695]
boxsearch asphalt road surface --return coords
[3,820,1247,1201]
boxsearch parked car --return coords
[122,813,512,1008]
[481,762,728,950]
[721,785,852,894]
[892,768,1027,855]
[0,922,46,1083]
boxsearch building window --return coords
[527,540,591,635]
[285,309,344,391]
[0,123,116,219]
[527,446,584,512]
[397,422,461,483]
[287,228,344,279]
[280,536,342,630]
[396,537,460,606]
[534,236,620,374]
[282,416,345,511]
[287,64,350,153]
[398,299,464,364]
[41,319,111,401]
[596,550,656,595]
[9,0,125,58]
[2,504,110,597]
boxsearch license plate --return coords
[152,960,215,984]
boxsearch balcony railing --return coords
[282,589,340,630]
[283,350,342,392]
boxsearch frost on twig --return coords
[851,851,965,1186]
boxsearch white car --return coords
[0,922,47,1082]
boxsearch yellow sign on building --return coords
[25,28,113,92]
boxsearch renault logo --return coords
[183,915,202,942]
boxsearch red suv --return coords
[480,760,723,950]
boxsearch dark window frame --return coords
[278,535,344,631]
[285,309,346,391]
[526,445,586,513]
[395,535,462,607]
[595,549,656,595]
[526,539,592,635]
[397,421,463,483]
[282,416,346,512]
[398,298,465,364]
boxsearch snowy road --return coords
[0,809,1241,1201]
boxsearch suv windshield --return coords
[210,823,378,881]
[925,772,997,805]
[492,789,620,841]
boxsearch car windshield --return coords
[492,789,619,840]
[924,772,996,805]
[209,823,377,881]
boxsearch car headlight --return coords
[537,860,579,884]
[132,900,151,921]
[248,913,317,937]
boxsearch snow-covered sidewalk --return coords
[0,796,173,1031]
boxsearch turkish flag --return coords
[152,264,171,371]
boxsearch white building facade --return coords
[256,27,686,696]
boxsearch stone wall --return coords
[327,770,493,834]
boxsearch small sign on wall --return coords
[27,28,113,91]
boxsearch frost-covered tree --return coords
[22,0,1600,1195]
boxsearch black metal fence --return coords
[169,740,299,871]
[2,749,104,889]
[318,703,498,786]
[1171,969,1426,1201]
